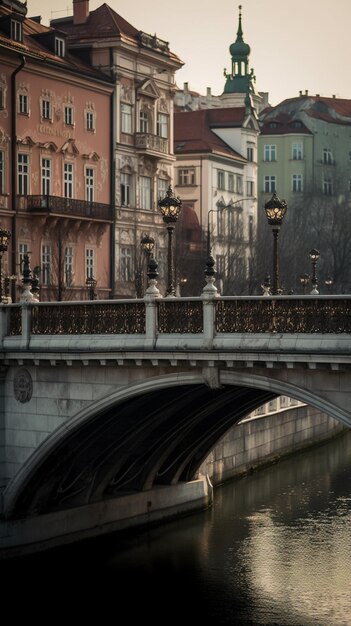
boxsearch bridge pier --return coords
[0,475,212,558]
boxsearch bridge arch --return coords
[3,368,351,520]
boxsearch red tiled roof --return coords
[260,113,312,136]
[262,95,351,127]
[0,4,113,81]
[174,109,247,161]
[51,3,139,42]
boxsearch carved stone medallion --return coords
[14,368,33,404]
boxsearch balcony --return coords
[135,133,169,155]
[24,195,114,221]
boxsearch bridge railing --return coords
[1,296,351,350]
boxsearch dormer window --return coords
[11,19,22,43]
[55,37,65,58]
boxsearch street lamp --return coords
[299,273,310,295]
[207,197,255,257]
[86,275,97,300]
[324,275,333,293]
[158,185,182,296]
[135,234,155,297]
[0,226,11,303]
[309,248,320,294]
[264,192,287,295]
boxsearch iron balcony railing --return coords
[25,195,114,221]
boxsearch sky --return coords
[26,0,351,106]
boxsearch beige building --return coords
[53,0,183,297]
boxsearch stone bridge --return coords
[1,294,351,555]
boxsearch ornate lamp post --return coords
[0,226,11,303]
[324,275,333,293]
[309,248,320,294]
[264,192,287,295]
[86,276,97,300]
[299,273,310,295]
[158,185,182,296]
[135,235,155,298]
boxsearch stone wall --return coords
[200,405,347,485]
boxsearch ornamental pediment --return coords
[136,78,161,100]
[61,138,79,155]
[82,151,100,161]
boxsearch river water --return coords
[5,429,351,625]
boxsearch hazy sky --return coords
[26,0,351,106]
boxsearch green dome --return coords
[230,39,250,59]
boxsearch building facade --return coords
[258,93,351,292]
[53,0,183,298]
[174,106,258,294]
[0,0,114,301]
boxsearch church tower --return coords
[221,5,262,110]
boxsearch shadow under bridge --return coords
[12,383,276,517]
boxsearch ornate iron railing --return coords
[25,195,114,221]
[9,306,22,336]
[157,300,203,333]
[31,302,146,335]
[215,298,351,334]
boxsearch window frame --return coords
[121,103,132,134]
[178,168,195,186]
[157,113,168,139]
[85,167,95,202]
[64,162,74,199]
[41,244,52,286]
[264,144,277,162]
[85,247,95,280]
[18,153,29,195]
[64,105,74,126]
[264,175,276,193]
[41,158,52,196]
[0,150,4,195]
[139,175,152,210]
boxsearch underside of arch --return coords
[9,383,276,518]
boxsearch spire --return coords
[237,4,243,41]
[223,5,256,95]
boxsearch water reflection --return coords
[3,430,351,625]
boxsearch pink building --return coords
[0,0,114,301]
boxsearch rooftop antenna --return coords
[51,6,71,18]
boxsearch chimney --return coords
[184,82,188,93]
[207,87,211,97]
[305,90,308,96]
[299,90,302,97]
[73,0,89,25]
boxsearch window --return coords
[86,110,95,131]
[157,113,168,138]
[0,151,4,194]
[41,244,52,286]
[178,168,195,185]
[217,209,225,237]
[0,85,5,110]
[247,181,254,196]
[18,154,29,195]
[55,37,65,57]
[121,103,132,134]
[140,176,152,210]
[85,167,95,202]
[64,105,74,126]
[64,163,74,198]
[139,111,149,133]
[228,210,235,236]
[323,177,333,195]
[228,174,234,192]
[11,19,22,42]
[19,93,28,115]
[248,215,254,244]
[64,247,74,286]
[86,248,95,279]
[217,170,225,190]
[264,175,276,193]
[41,158,51,196]
[19,243,29,273]
[292,174,303,192]
[216,255,225,277]
[121,173,131,207]
[41,99,51,120]
[323,148,333,164]
[158,178,168,200]
[121,247,133,281]
[264,144,277,161]
[247,147,254,161]
[236,176,243,194]
[292,143,303,160]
